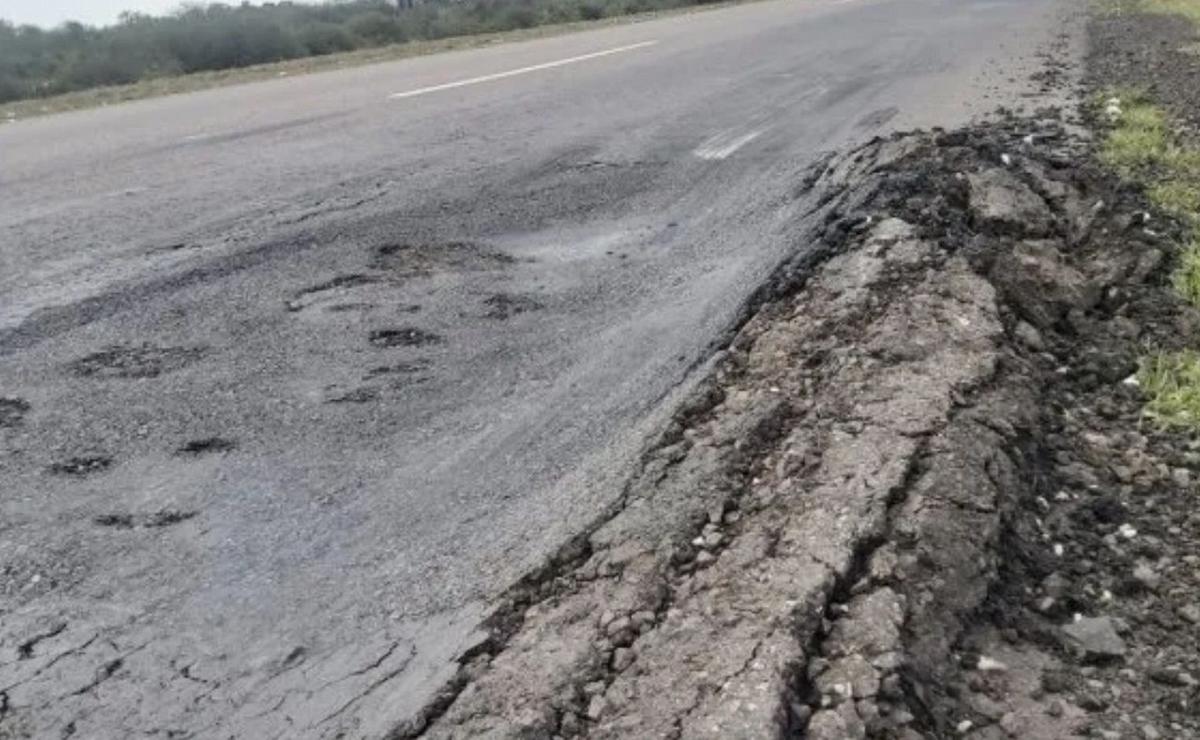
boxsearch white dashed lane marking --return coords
[387,41,658,100]
[693,129,764,160]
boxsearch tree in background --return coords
[0,0,707,104]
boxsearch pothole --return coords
[285,274,385,313]
[365,359,432,377]
[0,396,31,428]
[325,385,380,404]
[68,345,206,379]
[93,510,198,529]
[483,293,543,320]
[175,437,237,456]
[369,327,443,348]
[370,242,516,276]
[48,455,112,477]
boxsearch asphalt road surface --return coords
[0,0,1076,736]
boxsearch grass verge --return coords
[1094,0,1200,22]
[0,1,739,122]
[1138,351,1200,428]
[1099,88,1200,428]
[1100,92,1200,304]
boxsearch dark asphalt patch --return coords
[175,437,237,456]
[285,274,384,312]
[68,345,206,379]
[370,242,515,276]
[47,455,112,477]
[365,360,432,377]
[325,386,380,404]
[368,327,443,348]
[93,510,198,529]
[0,397,31,428]
[483,293,543,320]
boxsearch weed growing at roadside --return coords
[1094,0,1200,24]
[1100,93,1200,314]
[1141,0,1200,24]
[1100,97,1168,174]
[1100,89,1200,429]
[1172,237,1200,306]
[1138,351,1200,428]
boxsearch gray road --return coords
[0,0,1074,736]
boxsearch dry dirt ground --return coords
[391,16,1200,740]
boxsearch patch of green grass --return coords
[1141,0,1200,24]
[1171,236,1200,306]
[1094,0,1200,23]
[1150,180,1200,216]
[1138,351,1200,428]
[1101,93,1200,311]
[1100,96,1169,175]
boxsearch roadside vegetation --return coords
[1099,89,1200,427]
[1091,0,1200,428]
[0,0,718,114]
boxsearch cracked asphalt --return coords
[0,0,1077,735]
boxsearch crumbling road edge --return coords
[399,113,1191,739]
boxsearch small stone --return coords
[978,655,1008,673]
[1132,562,1161,591]
[1172,468,1191,488]
[1149,667,1196,687]
[1142,723,1161,740]
[1014,320,1045,350]
[586,695,607,720]
[605,616,631,637]
[631,610,655,628]
[971,694,1006,721]
[1062,616,1126,661]
[807,702,866,739]
[695,551,716,566]
[560,712,581,736]
[1178,605,1200,624]
[880,673,904,700]
[817,655,881,700]
[791,702,813,726]
[1076,690,1109,712]
[583,681,606,696]
[956,719,974,734]
[611,647,635,671]
[1041,670,1070,694]
[1045,700,1064,717]
[999,712,1027,736]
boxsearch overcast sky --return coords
[2,0,267,28]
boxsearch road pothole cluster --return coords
[397,112,1200,740]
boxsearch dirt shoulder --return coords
[380,10,1200,740]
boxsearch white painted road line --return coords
[694,129,764,160]
[387,41,658,100]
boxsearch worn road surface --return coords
[0,0,1075,736]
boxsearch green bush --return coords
[346,11,408,44]
[297,21,357,55]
